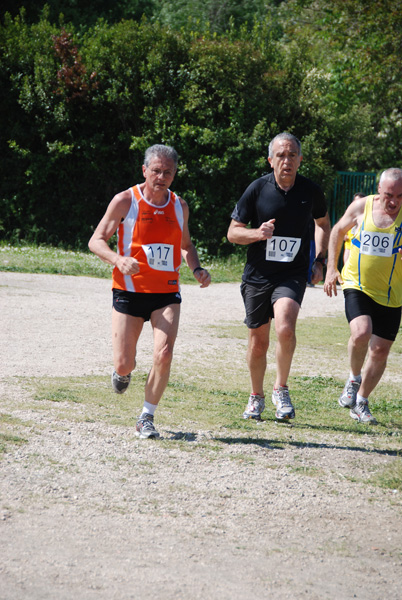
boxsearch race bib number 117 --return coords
[266,236,301,262]
[142,243,174,271]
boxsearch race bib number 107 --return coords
[266,236,301,262]
[142,243,174,271]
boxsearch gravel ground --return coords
[0,272,401,600]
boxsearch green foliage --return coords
[152,0,274,34]
[1,1,155,29]
[1,1,401,253]
[131,33,285,251]
[279,0,402,169]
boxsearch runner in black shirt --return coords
[227,132,330,422]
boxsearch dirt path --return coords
[0,272,401,600]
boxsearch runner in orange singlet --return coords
[89,145,211,438]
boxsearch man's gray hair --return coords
[144,144,179,169]
[268,132,302,158]
[379,168,402,186]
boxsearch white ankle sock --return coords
[350,372,362,382]
[141,401,156,416]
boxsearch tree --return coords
[152,0,274,34]
[1,1,155,28]
[277,0,402,169]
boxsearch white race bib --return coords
[266,236,301,262]
[142,243,174,270]
[360,232,393,258]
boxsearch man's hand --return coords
[310,261,323,285]
[115,256,140,275]
[194,268,211,288]
[258,219,275,240]
[324,267,343,297]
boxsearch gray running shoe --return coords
[350,400,377,424]
[272,386,295,420]
[111,370,131,394]
[339,378,360,408]
[242,394,265,420]
[136,414,160,439]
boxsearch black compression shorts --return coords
[344,288,402,341]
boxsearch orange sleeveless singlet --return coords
[112,185,184,293]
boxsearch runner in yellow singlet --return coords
[324,168,402,424]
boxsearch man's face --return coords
[142,156,176,194]
[268,139,302,187]
[378,178,402,217]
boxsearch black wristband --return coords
[193,267,203,274]
[313,256,327,266]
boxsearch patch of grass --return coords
[0,413,30,455]
[35,387,82,404]
[0,243,245,283]
[287,465,325,477]
[368,458,402,491]
[22,369,402,444]
[29,375,142,426]
[0,433,28,454]
[5,367,402,492]
[209,323,248,339]
[0,413,30,427]
[294,316,351,368]
[0,244,113,278]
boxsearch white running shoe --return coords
[242,394,265,420]
[272,386,295,420]
[339,378,360,408]
[350,400,377,424]
[136,414,160,438]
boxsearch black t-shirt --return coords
[231,172,327,285]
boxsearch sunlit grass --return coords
[0,243,246,283]
[1,243,402,492]
[0,244,113,278]
[369,458,402,491]
[2,353,402,489]
[0,431,28,454]
[8,367,402,441]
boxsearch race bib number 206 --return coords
[360,232,393,257]
[266,236,301,262]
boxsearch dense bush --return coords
[1,1,401,253]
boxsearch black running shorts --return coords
[241,277,306,329]
[113,289,182,322]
